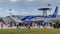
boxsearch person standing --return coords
[1,22,3,29]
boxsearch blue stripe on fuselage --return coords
[21,6,58,21]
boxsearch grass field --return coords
[0,28,60,34]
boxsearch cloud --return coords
[18,8,43,15]
[18,9,29,15]
[8,0,60,5]
[20,12,29,15]
[21,9,26,12]
[25,0,35,2]
[0,0,60,16]
[9,0,20,3]
[0,8,2,10]
[24,0,60,5]
[0,0,4,3]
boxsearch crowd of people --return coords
[0,20,60,29]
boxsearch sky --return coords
[0,0,60,17]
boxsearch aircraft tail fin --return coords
[52,6,58,17]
